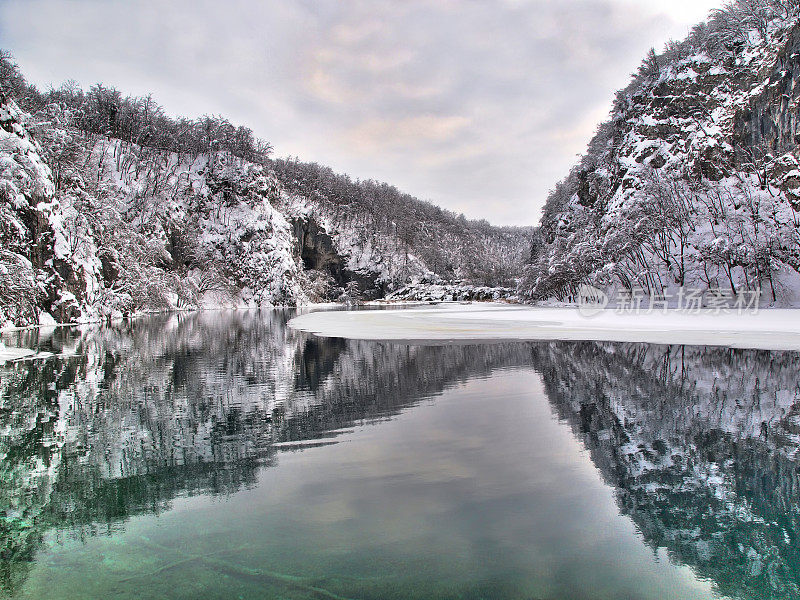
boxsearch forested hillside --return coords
[522,0,800,305]
[0,54,531,326]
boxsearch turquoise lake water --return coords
[1,309,799,599]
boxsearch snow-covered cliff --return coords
[0,79,530,327]
[523,2,800,306]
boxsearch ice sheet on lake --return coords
[0,341,35,364]
[288,304,800,350]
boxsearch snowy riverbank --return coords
[0,341,35,364]
[288,304,800,350]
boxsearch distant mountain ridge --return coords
[0,56,531,326]
[522,1,800,306]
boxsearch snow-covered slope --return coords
[0,82,528,327]
[0,93,103,325]
[523,2,800,306]
[0,95,313,325]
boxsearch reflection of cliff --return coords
[4,316,800,600]
[0,359,66,595]
[0,311,532,594]
[532,342,800,600]
[279,338,530,443]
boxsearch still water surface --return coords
[1,309,800,599]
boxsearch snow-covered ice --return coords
[0,340,35,364]
[288,304,800,350]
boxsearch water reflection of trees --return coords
[2,314,800,599]
[0,311,531,594]
[532,342,800,600]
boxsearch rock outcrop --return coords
[523,4,800,306]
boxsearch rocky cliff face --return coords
[0,90,525,326]
[292,216,388,299]
[734,24,800,158]
[0,93,100,324]
[523,5,800,305]
[735,24,800,210]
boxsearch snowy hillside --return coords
[522,1,800,306]
[0,60,531,327]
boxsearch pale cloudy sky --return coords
[0,0,725,225]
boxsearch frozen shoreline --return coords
[288,303,800,350]
[0,341,36,364]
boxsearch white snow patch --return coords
[0,340,35,364]
[289,305,800,350]
[38,312,57,327]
